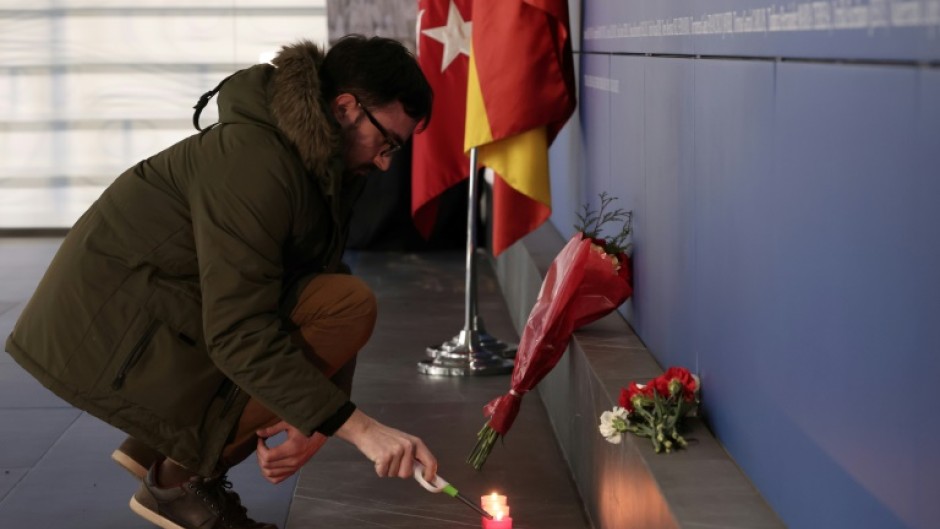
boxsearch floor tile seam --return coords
[291,489,459,516]
[290,494,481,527]
[293,483,578,506]
[0,406,76,411]
[320,510,479,529]
[13,409,85,482]
[0,469,28,506]
[282,465,300,528]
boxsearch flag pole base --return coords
[417,330,514,376]
[425,330,517,359]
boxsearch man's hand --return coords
[334,409,438,482]
[256,421,328,484]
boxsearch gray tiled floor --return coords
[0,238,591,529]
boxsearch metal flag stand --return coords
[417,147,516,376]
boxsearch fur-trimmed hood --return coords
[217,40,339,176]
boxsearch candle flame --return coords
[490,492,499,499]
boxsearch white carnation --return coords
[598,408,628,444]
[599,421,617,438]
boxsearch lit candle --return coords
[481,492,508,514]
[481,492,512,529]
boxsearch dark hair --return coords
[320,35,433,130]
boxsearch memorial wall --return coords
[546,2,939,528]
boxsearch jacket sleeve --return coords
[189,145,349,437]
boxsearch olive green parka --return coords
[5,41,364,476]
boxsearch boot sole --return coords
[129,495,187,529]
[112,449,148,480]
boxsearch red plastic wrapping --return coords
[484,232,633,435]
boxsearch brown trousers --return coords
[217,273,376,468]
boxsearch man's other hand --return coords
[256,421,328,484]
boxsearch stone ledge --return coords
[493,222,784,529]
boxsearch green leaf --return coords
[572,192,634,255]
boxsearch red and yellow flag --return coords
[464,0,576,255]
[412,0,473,239]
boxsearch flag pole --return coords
[417,147,514,376]
[424,166,518,360]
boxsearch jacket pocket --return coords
[111,320,161,390]
[110,314,225,428]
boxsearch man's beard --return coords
[343,121,378,177]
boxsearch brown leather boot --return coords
[130,463,277,529]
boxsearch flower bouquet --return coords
[599,367,700,453]
[468,194,634,470]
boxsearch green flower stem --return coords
[635,405,656,425]
[467,424,500,470]
[614,386,700,454]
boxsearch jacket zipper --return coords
[220,385,241,417]
[111,320,160,390]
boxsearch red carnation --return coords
[662,366,697,401]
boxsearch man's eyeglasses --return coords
[358,101,403,158]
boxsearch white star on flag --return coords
[415,9,425,57]
[420,0,471,73]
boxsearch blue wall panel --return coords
[577,53,612,237]
[912,68,940,525]
[608,56,646,321]
[633,58,696,370]
[582,0,940,61]
[765,62,925,529]
[690,58,778,506]
[548,117,586,241]
[573,3,940,529]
